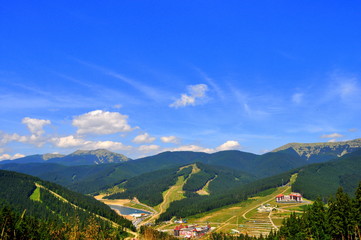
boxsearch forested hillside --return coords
[158,169,296,221]
[105,163,255,206]
[0,170,134,239]
[0,149,306,195]
[292,150,361,200]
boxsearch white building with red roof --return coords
[275,192,303,202]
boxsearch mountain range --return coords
[273,138,361,163]
[0,138,360,221]
[0,149,130,166]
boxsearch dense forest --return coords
[0,149,307,196]
[0,205,128,240]
[106,162,254,208]
[0,170,134,239]
[293,150,361,200]
[105,166,182,206]
[158,170,295,221]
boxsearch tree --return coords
[327,187,353,239]
[303,198,331,239]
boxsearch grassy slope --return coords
[158,173,311,237]
[29,186,41,202]
[145,164,200,223]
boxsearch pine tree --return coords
[303,198,330,239]
[353,182,361,239]
[327,187,353,240]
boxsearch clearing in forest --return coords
[145,164,200,223]
[163,173,311,237]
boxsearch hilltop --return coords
[0,149,130,166]
[292,149,361,199]
[272,138,361,163]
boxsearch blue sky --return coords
[1,1,361,159]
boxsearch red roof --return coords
[276,194,284,198]
[174,224,187,230]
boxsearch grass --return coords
[29,186,41,202]
[147,164,199,223]
[161,173,312,236]
[124,202,154,212]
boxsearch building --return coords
[276,192,303,202]
[174,224,210,238]
[257,204,274,212]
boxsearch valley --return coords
[152,174,312,236]
[1,139,361,239]
[97,171,311,238]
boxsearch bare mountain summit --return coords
[272,138,361,163]
[68,149,130,164]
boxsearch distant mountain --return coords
[0,149,130,166]
[292,150,361,200]
[0,153,64,164]
[272,138,361,163]
[0,149,306,194]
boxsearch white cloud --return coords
[167,145,213,153]
[0,117,51,147]
[132,133,156,144]
[170,84,208,108]
[22,117,51,136]
[73,110,133,135]
[215,140,241,151]
[138,144,161,152]
[0,154,11,160]
[88,141,132,151]
[0,132,46,147]
[51,135,132,151]
[292,93,303,104]
[165,140,242,154]
[328,139,337,143]
[0,153,25,161]
[160,136,180,144]
[320,133,344,139]
[51,135,87,148]
[0,133,22,145]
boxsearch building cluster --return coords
[257,204,275,212]
[174,224,211,238]
[275,192,303,202]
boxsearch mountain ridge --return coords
[0,148,130,166]
[272,138,361,163]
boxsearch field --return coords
[157,173,312,237]
[97,172,311,238]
